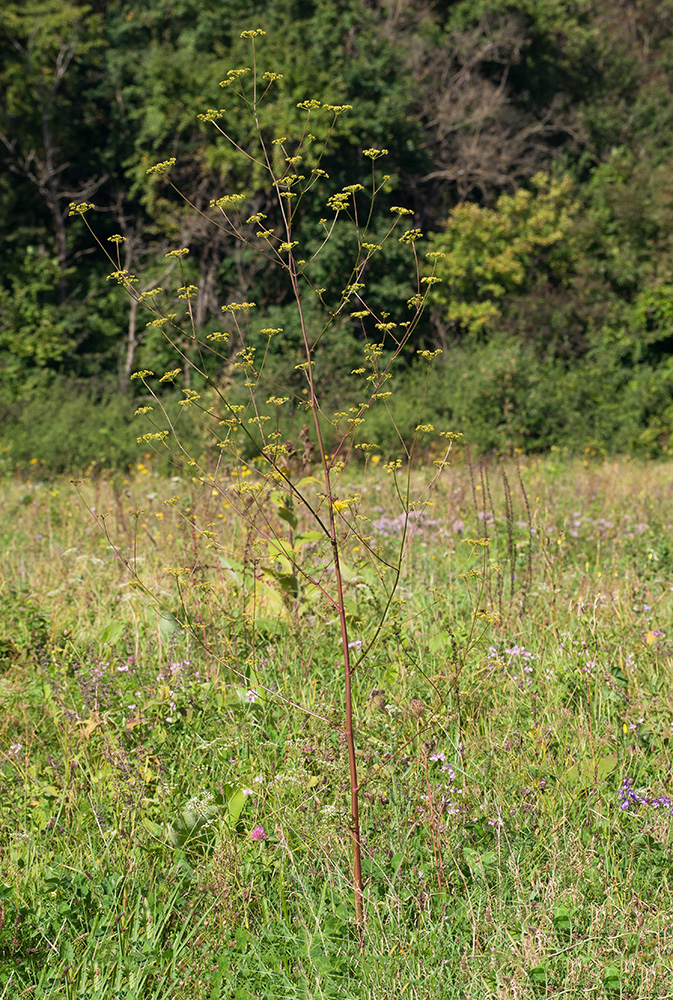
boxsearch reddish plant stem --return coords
[285,250,365,933]
[332,536,365,931]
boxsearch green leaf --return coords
[224,686,255,708]
[565,754,617,787]
[464,846,497,869]
[295,530,323,546]
[169,799,219,847]
[252,617,287,635]
[339,560,359,582]
[528,964,549,985]
[142,818,164,838]
[100,621,124,645]
[158,610,181,641]
[604,964,622,990]
[217,556,244,587]
[552,903,573,933]
[308,940,332,973]
[277,505,298,530]
[227,788,246,826]
[216,782,248,826]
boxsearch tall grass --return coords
[2,455,673,997]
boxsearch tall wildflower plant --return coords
[71,29,457,934]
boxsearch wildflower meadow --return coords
[3,454,673,998]
[3,16,673,1000]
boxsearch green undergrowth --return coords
[6,340,673,479]
[2,456,673,998]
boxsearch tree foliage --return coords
[3,0,673,459]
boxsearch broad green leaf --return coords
[217,556,245,588]
[100,621,124,645]
[604,964,622,990]
[158,610,181,641]
[566,754,617,787]
[528,965,549,985]
[277,505,298,530]
[295,530,323,546]
[227,788,246,826]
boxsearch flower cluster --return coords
[424,752,466,819]
[618,777,673,813]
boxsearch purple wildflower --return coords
[618,776,673,814]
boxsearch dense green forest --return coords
[2,0,673,470]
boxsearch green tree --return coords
[428,172,579,340]
[0,248,75,397]
[0,1,106,287]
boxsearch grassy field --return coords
[2,454,673,998]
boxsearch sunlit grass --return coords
[2,455,673,998]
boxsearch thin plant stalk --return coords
[69,28,453,939]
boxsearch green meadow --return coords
[2,454,673,999]
[5,5,673,996]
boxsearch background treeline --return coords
[2,0,673,471]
